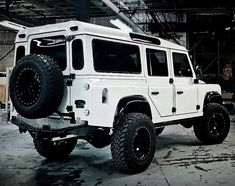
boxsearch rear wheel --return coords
[33,137,77,159]
[194,103,230,144]
[111,113,156,173]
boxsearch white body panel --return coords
[11,21,222,129]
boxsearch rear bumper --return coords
[11,116,87,133]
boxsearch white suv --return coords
[10,21,230,173]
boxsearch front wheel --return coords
[194,103,230,144]
[111,113,156,174]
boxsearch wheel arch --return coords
[113,95,152,127]
[203,91,222,109]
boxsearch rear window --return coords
[92,39,141,74]
[30,35,67,70]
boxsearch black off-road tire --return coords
[155,127,164,136]
[111,113,156,174]
[33,138,77,159]
[10,54,64,119]
[194,103,230,144]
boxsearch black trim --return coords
[204,91,222,106]
[154,116,202,128]
[11,116,87,134]
[114,95,152,125]
[66,105,73,112]
[75,100,86,108]
[18,34,25,38]
[63,74,75,79]
[169,78,174,84]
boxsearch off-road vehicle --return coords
[9,21,230,173]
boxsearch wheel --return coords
[10,54,64,119]
[33,137,77,159]
[111,113,156,174]
[155,127,164,136]
[194,103,230,144]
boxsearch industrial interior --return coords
[1,0,235,100]
[0,0,235,186]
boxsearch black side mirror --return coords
[195,65,202,78]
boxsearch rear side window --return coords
[16,46,25,63]
[30,35,66,70]
[92,39,141,74]
[146,48,168,76]
[173,52,193,77]
[72,39,84,70]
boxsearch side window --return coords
[92,39,141,74]
[173,52,193,77]
[146,48,168,76]
[30,35,67,70]
[16,46,25,62]
[72,39,84,70]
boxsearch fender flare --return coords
[204,91,222,107]
[114,95,152,126]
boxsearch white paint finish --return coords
[148,77,174,117]
[15,21,187,51]
[174,77,198,115]
[71,76,148,127]
[11,20,222,130]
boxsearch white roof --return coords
[16,21,187,51]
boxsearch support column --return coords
[76,0,90,23]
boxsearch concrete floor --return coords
[0,120,235,186]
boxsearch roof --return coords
[16,20,187,51]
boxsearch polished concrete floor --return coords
[0,119,235,186]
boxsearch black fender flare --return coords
[114,95,152,126]
[204,91,222,108]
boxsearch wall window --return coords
[173,52,193,77]
[146,49,168,76]
[92,39,141,74]
[72,39,84,70]
[30,35,66,70]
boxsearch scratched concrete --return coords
[0,119,235,186]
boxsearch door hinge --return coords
[196,105,200,110]
[64,74,75,86]
[66,105,73,112]
[172,107,176,113]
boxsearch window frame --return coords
[92,38,142,75]
[172,51,194,78]
[29,35,67,71]
[146,48,169,77]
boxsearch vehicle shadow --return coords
[29,134,201,186]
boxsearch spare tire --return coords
[10,54,64,119]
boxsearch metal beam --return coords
[101,0,144,33]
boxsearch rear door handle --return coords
[151,92,159,95]
[177,91,184,95]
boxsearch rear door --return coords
[146,46,174,117]
[29,33,71,113]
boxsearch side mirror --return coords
[195,65,202,78]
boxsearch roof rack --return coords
[129,33,161,45]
